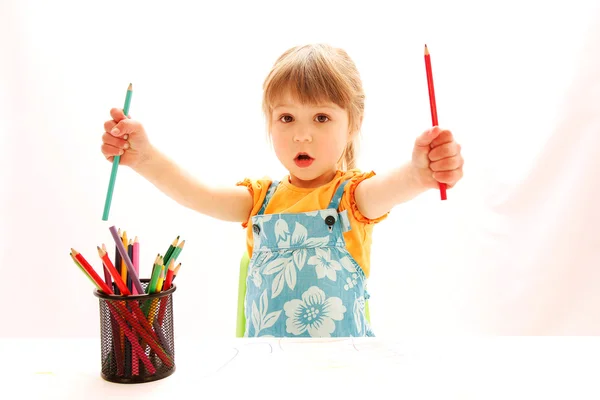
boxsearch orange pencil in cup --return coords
[424,44,447,201]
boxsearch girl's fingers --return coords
[429,141,460,162]
[429,155,463,172]
[433,168,463,185]
[110,118,139,137]
[102,132,129,150]
[110,108,127,122]
[430,130,454,148]
[101,143,125,158]
[104,120,117,134]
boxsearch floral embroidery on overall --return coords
[244,179,373,337]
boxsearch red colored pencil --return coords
[157,262,177,326]
[71,249,113,294]
[98,246,131,296]
[424,44,448,201]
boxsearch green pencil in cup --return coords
[102,83,133,221]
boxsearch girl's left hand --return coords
[411,126,464,190]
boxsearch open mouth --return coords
[294,152,314,168]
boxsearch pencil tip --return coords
[424,44,429,55]
[128,83,132,90]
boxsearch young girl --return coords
[101,43,464,337]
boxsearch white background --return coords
[1,0,599,338]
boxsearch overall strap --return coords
[327,180,350,210]
[257,180,280,216]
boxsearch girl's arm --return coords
[353,162,428,220]
[134,147,253,222]
[354,127,463,220]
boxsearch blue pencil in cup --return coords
[102,83,133,221]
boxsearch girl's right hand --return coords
[101,108,152,169]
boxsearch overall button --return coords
[252,224,260,235]
[325,216,336,226]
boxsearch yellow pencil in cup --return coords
[148,263,167,325]
[102,83,133,221]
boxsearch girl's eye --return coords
[315,115,329,123]
[279,115,293,123]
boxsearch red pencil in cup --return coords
[98,246,131,295]
[157,261,177,326]
[71,249,113,294]
[424,44,447,201]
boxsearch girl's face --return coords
[270,91,350,189]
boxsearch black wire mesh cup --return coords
[93,279,177,383]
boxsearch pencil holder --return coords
[94,279,177,383]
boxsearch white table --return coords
[1,337,599,399]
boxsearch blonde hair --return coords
[262,44,365,170]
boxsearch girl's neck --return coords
[288,169,338,189]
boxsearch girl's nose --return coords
[293,130,313,143]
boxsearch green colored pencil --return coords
[102,83,133,221]
[169,240,185,263]
[162,236,179,267]
[147,258,163,294]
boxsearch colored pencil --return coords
[153,319,172,356]
[148,265,166,325]
[172,263,181,281]
[121,231,128,287]
[147,258,163,294]
[70,253,97,287]
[71,249,112,294]
[97,246,130,295]
[162,236,179,267]
[157,261,176,326]
[109,225,144,294]
[127,238,133,293]
[113,231,122,294]
[163,261,176,291]
[132,236,140,294]
[169,240,185,264]
[424,44,447,201]
[101,253,112,291]
[131,341,139,377]
[102,83,133,220]
[119,230,128,362]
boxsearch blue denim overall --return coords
[244,179,374,337]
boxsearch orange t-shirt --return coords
[236,169,388,278]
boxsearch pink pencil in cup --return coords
[132,236,140,294]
